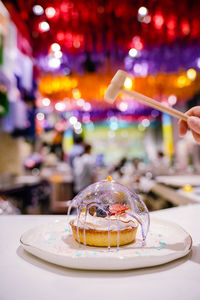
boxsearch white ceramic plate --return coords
[20,216,192,270]
[156,175,200,187]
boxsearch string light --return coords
[177,75,189,87]
[143,15,151,23]
[83,102,91,111]
[45,7,56,19]
[60,2,69,13]
[55,102,66,111]
[124,77,133,89]
[51,43,61,52]
[168,95,177,106]
[186,68,197,81]
[130,36,144,51]
[75,128,83,135]
[74,122,82,130]
[167,15,176,30]
[133,63,143,74]
[33,5,44,16]
[48,57,61,68]
[72,88,81,99]
[39,21,50,32]
[129,48,138,57]
[54,51,63,59]
[141,118,150,127]
[36,112,45,121]
[153,13,164,29]
[73,40,81,48]
[69,116,77,125]
[77,98,85,107]
[181,20,190,36]
[42,98,51,106]
[118,102,128,112]
[138,7,148,17]
[57,31,65,41]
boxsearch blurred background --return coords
[0,0,200,215]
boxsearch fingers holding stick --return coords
[178,106,200,143]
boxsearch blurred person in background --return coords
[69,136,84,168]
[51,131,63,161]
[73,144,96,194]
[151,151,170,176]
[112,157,128,178]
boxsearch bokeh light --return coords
[168,95,177,106]
[51,43,61,52]
[138,7,148,17]
[33,5,44,16]
[38,21,50,32]
[45,7,56,19]
[186,68,197,80]
[124,77,133,89]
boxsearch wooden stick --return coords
[121,88,188,122]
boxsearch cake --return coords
[68,177,150,248]
[70,204,138,247]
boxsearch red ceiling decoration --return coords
[3,0,200,58]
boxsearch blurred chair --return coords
[49,175,73,213]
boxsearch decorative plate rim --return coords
[20,216,193,258]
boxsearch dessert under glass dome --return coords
[68,177,150,247]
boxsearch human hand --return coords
[178,106,200,143]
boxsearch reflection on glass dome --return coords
[68,176,150,248]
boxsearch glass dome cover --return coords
[68,177,150,245]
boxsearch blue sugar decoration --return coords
[48,238,56,241]
[65,229,70,232]
[136,251,142,255]
[158,234,163,237]
[76,252,82,257]
[159,241,166,246]
[87,252,98,257]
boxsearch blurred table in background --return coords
[1,171,199,214]
[0,175,48,214]
[139,175,200,208]
[40,163,73,213]
[0,161,73,214]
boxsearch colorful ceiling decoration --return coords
[3,0,200,75]
[3,0,200,120]
[125,44,200,76]
[4,0,200,57]
[38,70,200,104]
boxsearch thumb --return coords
[188,116,200,134]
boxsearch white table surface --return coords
[1,205,200,300]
